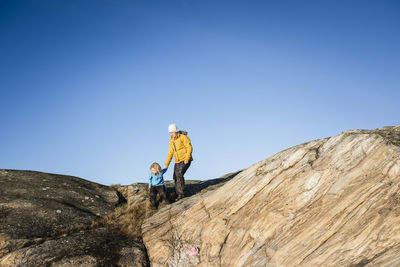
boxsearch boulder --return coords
[142,125,400,266]
[0,170,148,266]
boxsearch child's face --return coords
[151,168,158,174]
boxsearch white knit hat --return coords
[168,123,178,133]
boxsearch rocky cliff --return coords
[142,125,400,266]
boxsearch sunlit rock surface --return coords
[142,125,400,266]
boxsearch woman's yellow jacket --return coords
[165,133,193,167]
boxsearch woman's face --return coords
[170,132,178,139]
[150,168,158,174]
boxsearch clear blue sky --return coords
[1,0,399,185]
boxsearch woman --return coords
[165,123,193,201]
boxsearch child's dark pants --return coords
[149,185,169,208]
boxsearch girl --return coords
[148,162,170,209]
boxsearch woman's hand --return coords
[184,160,189,164]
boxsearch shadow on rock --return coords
[164,170,242,201]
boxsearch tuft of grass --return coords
[91,202,158,238]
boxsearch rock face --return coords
[0,170,148,267]
[142,125,400,266]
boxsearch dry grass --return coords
[52,187,169,239]
[91,202,158,238]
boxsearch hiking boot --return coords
[175,195,184,201]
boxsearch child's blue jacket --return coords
[149,168,167,187]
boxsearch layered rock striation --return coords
[142,125,400,266]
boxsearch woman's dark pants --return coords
[173,161,191,198]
